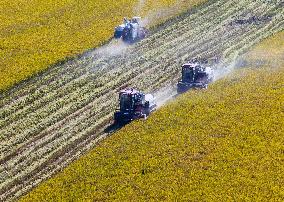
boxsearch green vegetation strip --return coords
[21,65,284,201]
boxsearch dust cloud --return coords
[93,40,129,57]
[154,85,177,107]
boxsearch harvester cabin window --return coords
[120,94,133,110]
[183,66,194,82]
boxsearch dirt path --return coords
[0,0,283,201]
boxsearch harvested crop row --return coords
[0,0,283,201]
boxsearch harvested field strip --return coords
[0,0,283,201]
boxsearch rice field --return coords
[20,31,284,201]
[0,0,283,201]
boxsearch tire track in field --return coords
[0,0,283,201]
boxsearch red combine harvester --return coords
[114,88,157,125]
[177,61,214,93]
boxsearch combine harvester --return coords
[114,88,157,125]
[177,59,214,93]
[114,17,148,43]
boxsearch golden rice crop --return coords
[20,32,284,201]
[0,0,205,92]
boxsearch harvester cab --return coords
[114,88,157,125]
[114,17,148,44]
[177,61,214,93]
